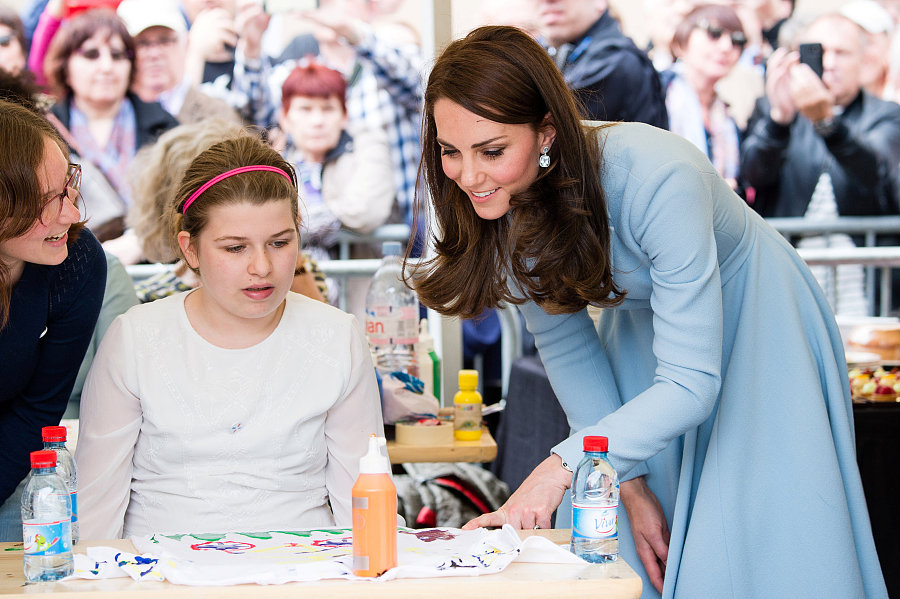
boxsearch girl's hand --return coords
[462,454,572,530]
[621,476,670,594]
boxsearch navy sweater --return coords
[0,229,106,503]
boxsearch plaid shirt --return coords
[252,27,424,225]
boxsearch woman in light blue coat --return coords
[412,26,887,599]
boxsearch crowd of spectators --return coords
[2,0,900,321]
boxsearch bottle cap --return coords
[41,425,67,442]
[382,241,402,257]
[30,450,57,469]
[583,436,608,452]
[359,434,391,474]
[458,369,478,389]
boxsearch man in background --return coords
[116,0,241,125]
[535,0,667,128]
[741,12,900,315]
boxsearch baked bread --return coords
[848,324,900,361]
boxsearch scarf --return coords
[664,63,740,180]
[69,98,137,206]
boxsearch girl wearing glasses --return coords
[75,133,383,539]
[37,7,177,242]
[661,4,747,192]
[420,26,886,598]
[0,98,106,541]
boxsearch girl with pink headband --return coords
[75,134,385,539]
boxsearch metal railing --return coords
[767,216,900,316]
[335,224,411,260]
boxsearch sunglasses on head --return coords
[75,46,132,61]
[697,20,747,50]
[0,33,15,47]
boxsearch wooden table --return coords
[0,530,641,598]
[386,430,498,463]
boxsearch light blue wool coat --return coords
[516,123,887,598]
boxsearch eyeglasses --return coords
[74,46,133,62]
[135,35,179,50]
[697,20,747,51]
[40,163,81,225]
[0,33,15,48]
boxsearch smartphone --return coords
[264,0,317,13]
[798,42,824,79]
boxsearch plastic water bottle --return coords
[42,426,78,545]
[570,435,619,563]
[365,241,419,377]
[21,450,73,582]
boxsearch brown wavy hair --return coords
[411,25,624,318]
[0,98,83,328]
[172,134,299,273]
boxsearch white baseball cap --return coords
[840,0,894,35]
[117,0,187,38]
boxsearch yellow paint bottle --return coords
[453,370,482,441]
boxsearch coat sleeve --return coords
[323,126,396,234]
[540,158,724,478]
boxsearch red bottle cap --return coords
[41,426,67,442]
[30,450,57,469]
[583,436,608,452]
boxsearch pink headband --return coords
[180,165,293,213]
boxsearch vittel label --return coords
[571,503,618,540]
[23,519,72,556]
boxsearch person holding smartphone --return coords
[740,12,900,315]
[741,12,900,219]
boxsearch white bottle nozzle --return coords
[417,319,434,351]
[359,434,391,474]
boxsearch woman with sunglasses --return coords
[39,7,176,242]
[0,4,27,76]
[0,98,106,541]
[661,4,747,191]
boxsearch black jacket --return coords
[550,11,668,129]
[740,91,900,217]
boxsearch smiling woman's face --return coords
[433,98,555,221]
[66,31,132,108]
[0,137,81,282]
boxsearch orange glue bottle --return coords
[454,369,483,441]
[352,435,397,577]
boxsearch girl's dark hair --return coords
[44,8,136,100]
[172,135,299,272]
[411,25,624,318]
[0,98,82,328]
